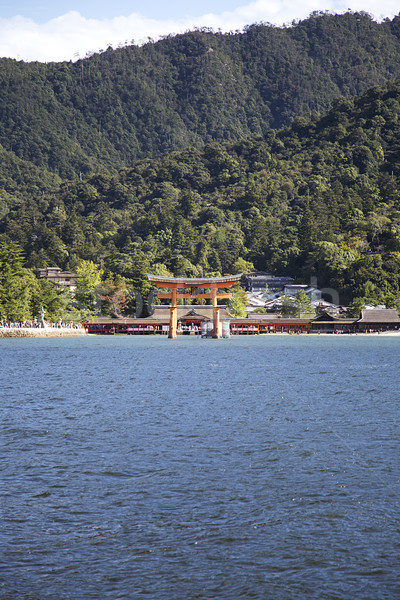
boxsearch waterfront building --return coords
[311,312,356,333]
[84,307,400,335]
[356,308,400,332]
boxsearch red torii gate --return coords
[146,274,242,339]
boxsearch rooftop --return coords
[151,305,231,320]
[358,309,400,323]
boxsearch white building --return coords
[283,284,322,302]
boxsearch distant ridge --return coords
[1,11,400,176]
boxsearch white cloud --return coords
[0,1,398,63]
[0,12,181,62]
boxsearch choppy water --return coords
[1,335,399,599]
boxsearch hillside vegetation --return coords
[1,79,400,311]
[1,12,400,176]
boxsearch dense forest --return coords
[1,75,400,318]
[1,12,400,176]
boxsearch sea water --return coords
[1,335,399,599]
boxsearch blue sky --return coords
[0,1,246,22]
[0,1,398,62]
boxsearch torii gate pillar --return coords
[169,285,178,339]
[212,285,220,338]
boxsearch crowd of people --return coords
[0,320,83,329]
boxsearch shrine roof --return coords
[358,308,400,323]
[150,305,231,320]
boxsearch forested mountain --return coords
[1,11,400,177]
[1,79,400,310]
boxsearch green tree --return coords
[31,279,70,322]
[384,291,400,314]
[75,260,104,314]
[279,294,298,317]
[347,297,366,318]
[232,257,255,274]
[0,241,35,321]
[228,286,247,317]
[278,291,315,317]
[297,290,315,315]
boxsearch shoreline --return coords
[0,327,87,338]
[1,328,399,338]
[259,331,400,336]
